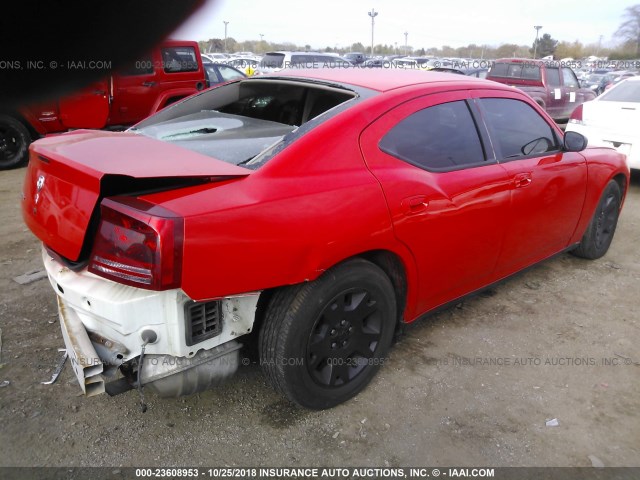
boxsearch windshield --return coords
[600,80,640,103]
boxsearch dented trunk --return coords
[22,130,250,262]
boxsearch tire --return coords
[571,180,621,260]
[259,258,396,409]
[0,114,31,170]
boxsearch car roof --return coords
[269,68,490,93]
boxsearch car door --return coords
[560,67,583,118]
[58,79,109,129]
[360,92,512,315]
[545,66,564,119]
[474,92,587,276]
[109,54,158,125]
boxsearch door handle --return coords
[514,173,532,188]
[93,90,106,95]
[401,195,429,214]
[142,81,157,87]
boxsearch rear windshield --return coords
[489,62,541,80]
[600,80,640,103]
[132,79,360,169]
[261,53,285,68]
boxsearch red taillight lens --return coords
[89,198,183,290]
[569,104,583,124]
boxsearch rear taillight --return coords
[88,198,183,290]
[569,104,584,125]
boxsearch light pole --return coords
[368,9,378,56]
[224,21,229,53]
[533,25,542,59]
[259,33,264,42]
[404,31,408,56]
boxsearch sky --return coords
[171,0,636,51]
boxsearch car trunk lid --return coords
[583,101,640,140]
[22,130,250,262]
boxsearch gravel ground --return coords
[0,166,638,468]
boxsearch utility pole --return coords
[533,25,542,59]
[404,31,408,56]
[224,21,229,53]
[596,34,603,57]
[368,9,378,57]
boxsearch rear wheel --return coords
[571,180,621,259]
[259,258,396,409]
[0,114,31,170]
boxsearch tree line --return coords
[201,4,640,60]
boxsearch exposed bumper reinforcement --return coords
[57,296,105,396]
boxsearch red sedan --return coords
[22,69,629,409]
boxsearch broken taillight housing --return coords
[88,198,183,290]
[568,104,583,125]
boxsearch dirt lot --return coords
[0,166,638,468]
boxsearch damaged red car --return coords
[22,69,629,409]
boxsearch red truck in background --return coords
[0,40,206,170]
[486,58,596,124]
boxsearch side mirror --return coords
[564,131,588,152]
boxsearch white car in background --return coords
[202,53,230,62]
[257,51,352,74]
[567,76,640,170]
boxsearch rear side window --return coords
[521,65,541,80]
[490,63,541,80]
[546,67,561,87]
[379,100,486,172]
[480,98,558,159]
[162,47,199,73]
[289,54,312,66]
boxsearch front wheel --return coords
[259,258,397,409]
[571,179,622,260]
[0,114,31,170]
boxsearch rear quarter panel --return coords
[140,106,412,302]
